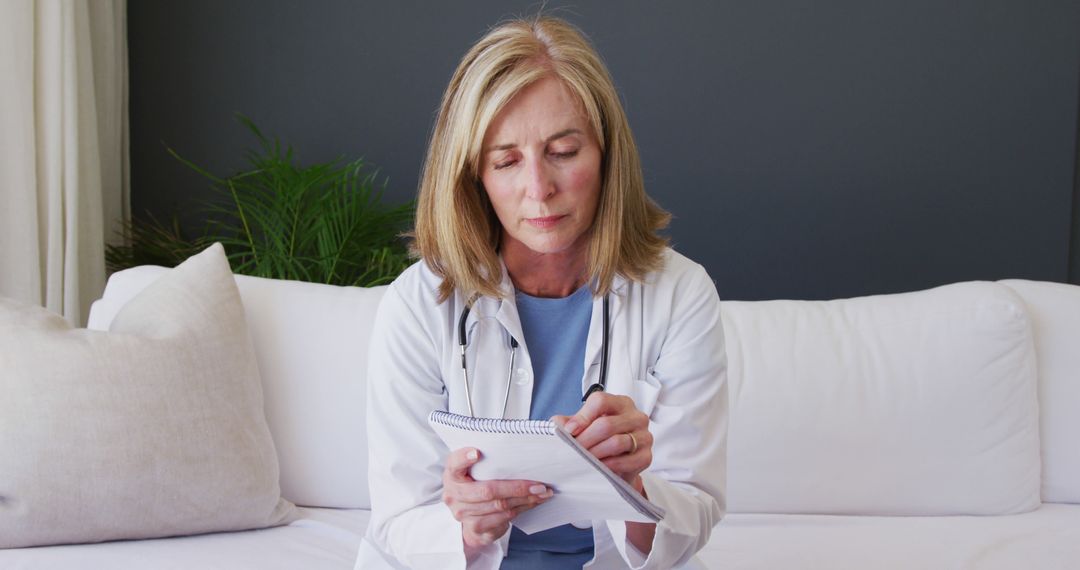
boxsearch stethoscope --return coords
[457,294,610,418]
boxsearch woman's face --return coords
[479,75,602,260]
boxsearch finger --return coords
[564,392,633,436]
[588,429,649,460]
[601,447,652,478]
[445,448,481,481]
[576,413,638,450]
[464,511,516,542]
[455,479,551,503]
[457,494,549,516]
[550,415,570,429]
[511,498,545,514]
[488,479,551,500]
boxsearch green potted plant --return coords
[107,116,414,287]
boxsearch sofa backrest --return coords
[720,281,1041,516]
[999,279,1080,504]
[91,267,1079,514]
[89,266,385,510]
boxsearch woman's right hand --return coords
[443,447,554,549]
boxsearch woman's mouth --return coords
[525,215,567,229]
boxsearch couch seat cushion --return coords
[701,504,1080,570]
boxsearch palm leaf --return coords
[109,115,414,287]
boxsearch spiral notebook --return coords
[428,410,665,534]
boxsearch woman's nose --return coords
[523,158,555,201]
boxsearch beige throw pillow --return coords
[0,243,297,548]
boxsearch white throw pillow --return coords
[87,264,387,509]
[0,243,296,548]
[1000,279,1080,504]
[721,281,1041,515]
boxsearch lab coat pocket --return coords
[633,368,662,416]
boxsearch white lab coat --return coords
[356,248,728,569]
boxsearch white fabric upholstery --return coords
[59,272,1078,568]
[0,243,295,548]
[701,503,1080,570]
[88,266,386,509]
[5,504,1080,570]
[720,281,1041,515]
[1000,279,1080,503]
[0,507,370,570]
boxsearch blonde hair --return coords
[412,15,670,302]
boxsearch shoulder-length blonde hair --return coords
[412,15,670,302]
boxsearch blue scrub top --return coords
[501,285,595,569]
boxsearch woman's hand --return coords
[551,392,653,493]
[553,392,658,554]
[442,447,554,550]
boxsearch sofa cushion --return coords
[1000,279,1080,504]
[0,507,370,570]
[88,264,386,509]
[721,281,1040,515]
[700,503,1080,570]
[0,243,296,549]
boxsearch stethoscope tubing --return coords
[584,294,610,402]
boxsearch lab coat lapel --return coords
[494,294,532,420]
[486,263,530,419]
[492,267,526,352]
[452,263,529,419]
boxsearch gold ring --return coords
[627,432,638,455]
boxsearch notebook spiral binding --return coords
[429,410,557,436]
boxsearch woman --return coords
[358,16,727,570]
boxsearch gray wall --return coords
[128,1,1080,301]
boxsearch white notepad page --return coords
[428,411,664,534]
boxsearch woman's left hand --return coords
[551,392,653,494]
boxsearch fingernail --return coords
[529,484,547,495]
[541,489,554,499]
[565,421,579,434]
[467,449,478,461]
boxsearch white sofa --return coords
[3,265,1078,569]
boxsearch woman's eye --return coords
[550,150,579,160]
[493,160,516,170]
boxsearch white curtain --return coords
[0,0,129,326]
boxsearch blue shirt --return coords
[501,285,595,569]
